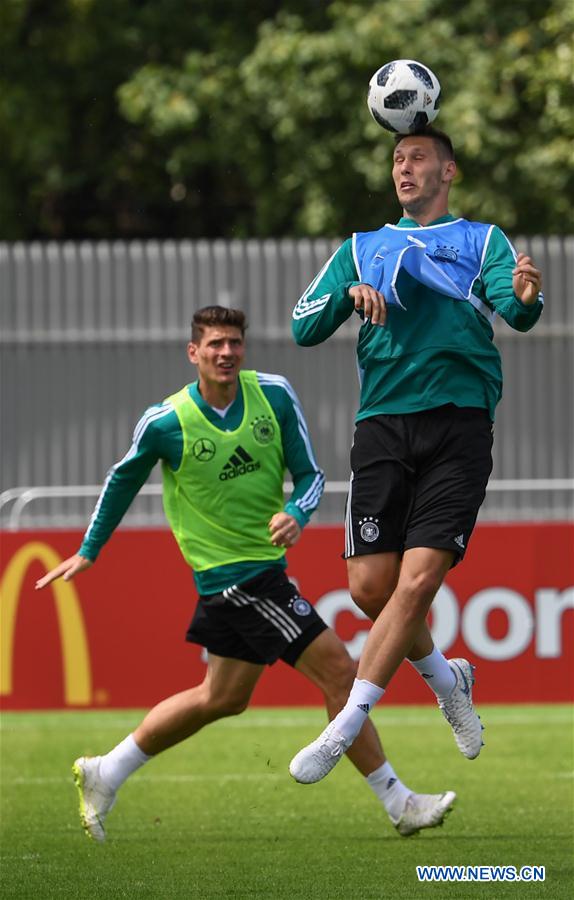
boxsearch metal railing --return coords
[1,480,572,531]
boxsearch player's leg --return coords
[132,653,264,754]
[73,643,264,841]
[73,654,263,842]
[289,547,453,783]
[343,417,454,690]
[349,407,490,716]
[355,546,454,688]
[294,627,383,776]
[346,549,401,621]
[347,552,456,697]
[290,409,491,782]
[346,416,459,701]
[398,406,493,754]
[293,627,456,834]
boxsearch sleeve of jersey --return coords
[259,377,325,529]
[78,406,169,561]
[292,239,360,346]
[479,226,544,332]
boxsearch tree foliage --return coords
[1,0,572,238]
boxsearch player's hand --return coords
[349,284,387,326]
[513,253,542,305]
[269,512,302,549]
[35,554,92,590]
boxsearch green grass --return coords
[1,706,573,899]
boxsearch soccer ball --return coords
[367,60,441,134]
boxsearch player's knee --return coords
[207,691,251,719]
[399,569,442,612]
[347,556,399,619]
[221,694,251,717]
[349,575,394,620]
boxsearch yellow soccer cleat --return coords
[72,756,116,842]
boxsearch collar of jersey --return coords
[189,380,245,431]
[397,214,456,228]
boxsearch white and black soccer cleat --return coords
[289,721,351,784]
[438,658,484,759]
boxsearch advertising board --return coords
[1,524,572,708]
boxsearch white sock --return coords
[367,761,411,824]
[99,734,151,791]
[408,646,456,700]
[331,678,385,743]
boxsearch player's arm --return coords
[292,239,366,345]
[477,227,544,331]
[35,405,172,589]
[260,377,325,549]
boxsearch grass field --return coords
[1,705,573,899]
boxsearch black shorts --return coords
[186,567,327,667]
[345,405,493,565]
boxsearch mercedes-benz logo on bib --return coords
[359,517,380,542]
[192,438,216,461]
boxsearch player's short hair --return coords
[191,306,247,343]
[394,126,455,162]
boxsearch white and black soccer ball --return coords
[367,59,441,134]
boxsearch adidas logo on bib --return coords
[219,445,261,481]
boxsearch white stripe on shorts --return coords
[345,472,355,558]
[233,586,302,641]
[224,585,301,642]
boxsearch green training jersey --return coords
[163,371,285,571]
[292,215,543,420]
[79,371,324,594]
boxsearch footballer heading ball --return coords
[367,59,441,134]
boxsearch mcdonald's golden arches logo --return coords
[1,542,92,705]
